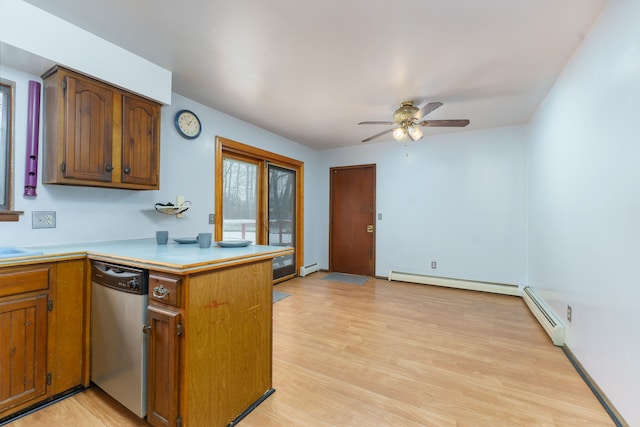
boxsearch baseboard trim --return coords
[561,346,627,427]
[388,270,521,296]
[226,388,275,426]
[0,385,86,426]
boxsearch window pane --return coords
[222,157,257,242]
[269,164,296,279]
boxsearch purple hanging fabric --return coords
[24,80,41,197]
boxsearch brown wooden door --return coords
[0,294,48,413]
[121,95,160,186]
[146,305,181,427]
[329,164,376,276]
[63,75,113,182]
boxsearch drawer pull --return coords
[153,285,170,299]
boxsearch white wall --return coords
[0,0,171,104]
[528,0,640,424]
[0,66,320,266]
[318,125,528,284]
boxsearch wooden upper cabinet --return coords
[122,95,160,187]
[63,75,114,182]
[42,65,161,190]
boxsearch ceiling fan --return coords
[358,101,470,143]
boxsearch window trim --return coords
[0,79,23,222]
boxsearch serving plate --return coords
[215,240,252,248]
[174,237,197,244]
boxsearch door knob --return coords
[367,225,373,233]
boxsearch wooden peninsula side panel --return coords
[184,259,273,426]
[147,257,275,427]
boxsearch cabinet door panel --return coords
[147,305,180,427]
[64,76,113,182]
[122,95,159,186]
[0,294,48,412]
[51,260,86,393]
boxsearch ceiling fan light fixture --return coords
[359,101,468,144]
[407,125,423,141]
[392,127,409,141]
[393,101,419,123]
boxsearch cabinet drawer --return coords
[149,274,182,307]
[0,265,50,298]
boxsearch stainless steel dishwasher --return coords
[91,260,148,418]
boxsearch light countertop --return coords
[0,239,293,274]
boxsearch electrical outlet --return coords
[431,261,437,269]
[32,211,56,229]
[209,213,215,224]
[567,305,572,322]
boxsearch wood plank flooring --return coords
[6,274,613,426]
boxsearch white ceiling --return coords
[24,0,606,150]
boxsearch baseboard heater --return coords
[387,270,521,296]
[522,286,565,346]
[299,262,319,277]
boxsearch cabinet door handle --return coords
[105,164,113,172]
[153,285,169,299]
[124,166,131,174]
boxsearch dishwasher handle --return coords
[94,261,140,279]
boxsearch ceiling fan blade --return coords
[358,121,396,125]
[412,102,443,120]
[361,128,396,143]
[419,119,470,127]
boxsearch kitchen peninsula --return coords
[0,239,293,427]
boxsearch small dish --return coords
[215,240,252,248]
[174,237,197,244]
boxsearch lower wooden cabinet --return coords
[0,260,88,421]
[146,305,182,427]
[0,294,48,413]
[146,259,273,427]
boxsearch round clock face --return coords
[175,110,201,139]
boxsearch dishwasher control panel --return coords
[91,261,148,295]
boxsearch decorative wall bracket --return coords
[155,197,191,218]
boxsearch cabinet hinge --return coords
[177,323,184,337]
[48,300,53,311]
[60,162,66,173]
[46,373,52,385]
[176,416,182,427]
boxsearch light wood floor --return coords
[7,274,613,426]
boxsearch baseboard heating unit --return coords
[522,286,565,346]
[387,270,521,296]
[299,262,319,277]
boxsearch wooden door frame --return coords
[215,137,304,279]
[329,164,376,276]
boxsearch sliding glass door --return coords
[216,137,304,283]
[268,164,296,280]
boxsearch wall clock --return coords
[175,109,202,139]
